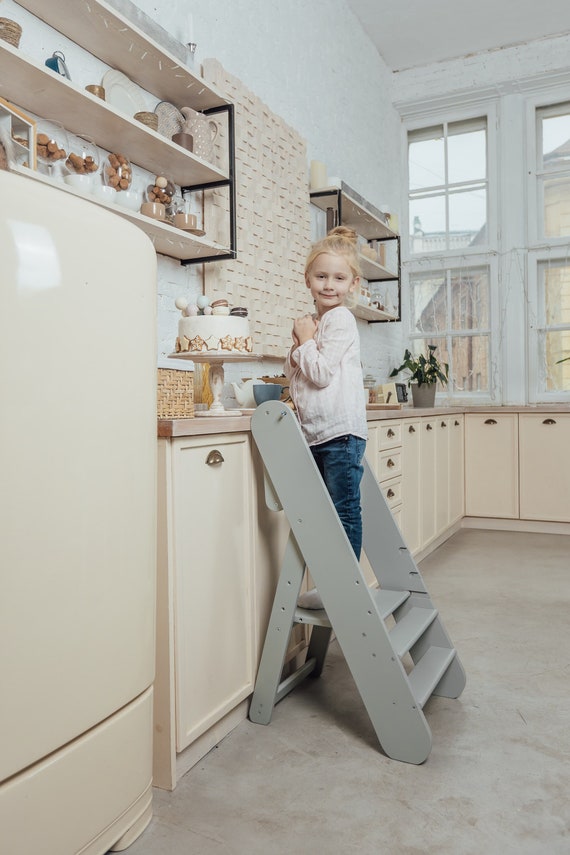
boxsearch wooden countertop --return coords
[158,404,570,438]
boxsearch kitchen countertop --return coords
[158,403,570,438]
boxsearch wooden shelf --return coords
[310,183,397,241]
[352,303,398,323]
[13,165,231,260]
[0,41,227,187]
[15,0,228,111]
[359,253,398,282]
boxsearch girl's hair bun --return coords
[328,225,358,245]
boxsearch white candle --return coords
[310,160,327,190]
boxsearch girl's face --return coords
[305,252,359,317]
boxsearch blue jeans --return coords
[310,434,366,560]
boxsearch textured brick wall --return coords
[202,59,313,358]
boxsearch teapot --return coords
[180,107,218,163]
[231,378,262,409]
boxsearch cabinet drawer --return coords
[378,449,402,481]
[378,421,402,450]
[381,476,402,509]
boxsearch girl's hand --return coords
[293,313,318,345]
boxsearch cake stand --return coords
[169,352,261,416]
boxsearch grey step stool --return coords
[249,401,466,764]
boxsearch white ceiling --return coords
[346,0,570,71]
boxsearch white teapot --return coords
[231,378,262,409]
[180,107,218,163]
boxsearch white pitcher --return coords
[180,107,218,163]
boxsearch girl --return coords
[284,226,368,568]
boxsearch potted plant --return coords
[390,344,449,408]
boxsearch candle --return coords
[310,160,327,190]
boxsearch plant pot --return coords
[411,382,436,408]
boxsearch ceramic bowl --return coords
[92,185,116,204]
[64,173,96,191]
[253,384,283,405]
[116,190,141,211]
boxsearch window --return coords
[408,119,488,254]
[406,115,493,399]
[409,265,491,395]
[529,103,570,397]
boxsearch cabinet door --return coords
[401,419,421,555]
[420,419,437,547]
[519,413,570,522]
[435,418,450,536]
[465,414,519,518]
[449,415,465,525]
[171,434,254,752]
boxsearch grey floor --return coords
[126,530,570,855]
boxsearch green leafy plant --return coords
[390,344,449,388]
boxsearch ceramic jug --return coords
[180,107,218,163]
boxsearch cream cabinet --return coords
[420,417,437,546]
[464,414,519,518]
[519,413,570,522]
[449,415,465,525]
[401,418,421,554]
[155,433,255,789]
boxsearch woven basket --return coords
[0,19,22,47]
[134,111,159,132]
[157,368,194,419]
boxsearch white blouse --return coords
[284,306,368,447]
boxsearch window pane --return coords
[544,330,570,391]
[410,275,446,334]
[541,113,570,170]
[451,268,490,330]
[448,188,487,242]
[543,177,570,238]
[409,195,446,252]
[452,335,489,392]
[448,129,486,184]
[409,136,444,190]
[543,263,570,325]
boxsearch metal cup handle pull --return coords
[206,449,224,465]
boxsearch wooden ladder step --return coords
[389,606,438,658]
[294,587,410,627]
[408,646,457,708]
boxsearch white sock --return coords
[297,588,323,610]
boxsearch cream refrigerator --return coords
[0,171,157,854]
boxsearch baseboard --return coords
[173,699,250,785]
[462,517,570,535]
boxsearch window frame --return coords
[402,103,501,404]
[526,93,570,402]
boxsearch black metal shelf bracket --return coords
[180,102,237,266]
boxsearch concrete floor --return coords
[126,529,570,855]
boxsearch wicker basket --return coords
[134,111,159,132]
[157,368,194,419]
[0,19,22,47]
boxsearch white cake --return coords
[176,314,253,354]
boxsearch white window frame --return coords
[402,102,501,403]
[526,91,570,403]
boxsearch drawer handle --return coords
[484,418,497,425]
[408,425,416,433]
[387,458,395,468]
[426,423,433,431]
[454,420,460,426]
[542,418,556,425]
[387,489,395,499]
[387,428,395,437]
[441,421,447,427]
[206,449,224,465]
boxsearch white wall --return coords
[128,0,406,382]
